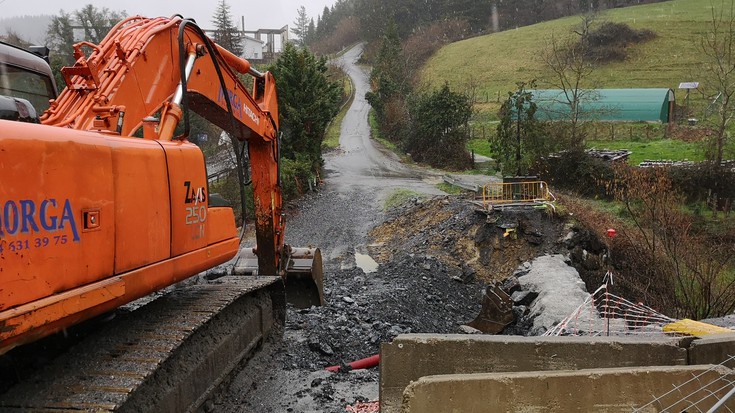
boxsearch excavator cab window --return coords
[0,63,56,113]
[0,42,57,114]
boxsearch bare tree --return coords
[613,165,735,319]
[46,6,126,65]
[540,32,597,149]
[1,29,32,48]
[700,0,735,166]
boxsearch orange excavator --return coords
[0,16,324,356]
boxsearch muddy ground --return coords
[214,188,576,413]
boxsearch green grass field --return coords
[587,138,705,164]
[323,74,354,150]
[423,0,715,110]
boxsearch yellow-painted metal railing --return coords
[482,181,551,207]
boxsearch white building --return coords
[241,35,265,60]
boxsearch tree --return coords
[270,42,343,164]
[540,30,597,150]
[307,19,316,45]
[493,80,546,176]
[612,165,735,319]
[75,5,126,44]
[1,29,32,49]
[405,83,473,169]
[211,0,247,223]
[46,10,75,64]
[365,20,409,142]
[291,6,310,48]
[317,6,332,39]
[211,0,243,56]
[700,0,735,166]
[46,5,126,65]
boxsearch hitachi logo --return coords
[0,199,80,242]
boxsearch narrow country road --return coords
[325,44,444,198]
[217,44,453,413]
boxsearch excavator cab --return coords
[0,42,57,122]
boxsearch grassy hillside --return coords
[422,0,712,111]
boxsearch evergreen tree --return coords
[291,6,310,48]
[211,0,243,56]
[364,20,411,144]
[406,83,473,169]
[365,20,407,121]
[270,43,343,164]
[493,80,549,175]
[307,19,316,45]
[319,6,331,35]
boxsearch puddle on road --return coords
[355,253,379,273]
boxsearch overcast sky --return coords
[0,0,335,32]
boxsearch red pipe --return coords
[325,354,380,372]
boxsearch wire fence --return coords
[632,356,735,413]
[543,282,677,338]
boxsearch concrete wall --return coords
[380,334,690,413]
[402,366,734,412]
[689,333,735,367]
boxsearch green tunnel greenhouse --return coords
[531,88,675,123]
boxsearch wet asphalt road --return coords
[325,44,445,199]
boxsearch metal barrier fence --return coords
[481,181,551,207]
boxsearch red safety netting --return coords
[544,282,676,337]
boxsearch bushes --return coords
[366,22,474,170]
[280,156,321,201]
[577,22,657,63]
[564,168,735,320]
[404,84,474,170]
[533,150,615,198]
[669,164,735,208]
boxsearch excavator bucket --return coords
[283,248,326,308]
[233,247,325,308]
[467,283,515,334]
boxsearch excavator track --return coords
[0,276,284,412]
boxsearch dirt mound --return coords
[370,196,570,283]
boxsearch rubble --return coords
[218,192,612,412]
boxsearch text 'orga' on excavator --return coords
[0,15,324,356]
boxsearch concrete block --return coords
[380,334,688,413]
[401,366,734,413]
[689,333,735,367]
